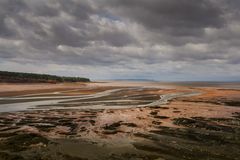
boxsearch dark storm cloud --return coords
[50,23,89,47]
[0,0,27,14]
[0,0,26,38]
[0,0,240,80]
[0,17,14,38]
[58,0,95,20]
[103,0,224,36]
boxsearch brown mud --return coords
[0,82,240,160]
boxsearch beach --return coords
[0,81,240,160]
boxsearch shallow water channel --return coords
[0,87,200,113]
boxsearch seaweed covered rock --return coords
[0,133,49,152]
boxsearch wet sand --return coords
[0,81,240,160]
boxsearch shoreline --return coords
[0,81,240,159]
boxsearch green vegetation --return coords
[0,71,90,83]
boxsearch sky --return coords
[0,0,240,81]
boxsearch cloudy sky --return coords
[0,0,240,81]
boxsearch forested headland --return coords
[0,71,90,83]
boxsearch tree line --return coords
[0,71,90,83]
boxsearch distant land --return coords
[0,71,90,83]
[111,79,157,82]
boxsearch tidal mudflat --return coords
[0,81,240,160]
